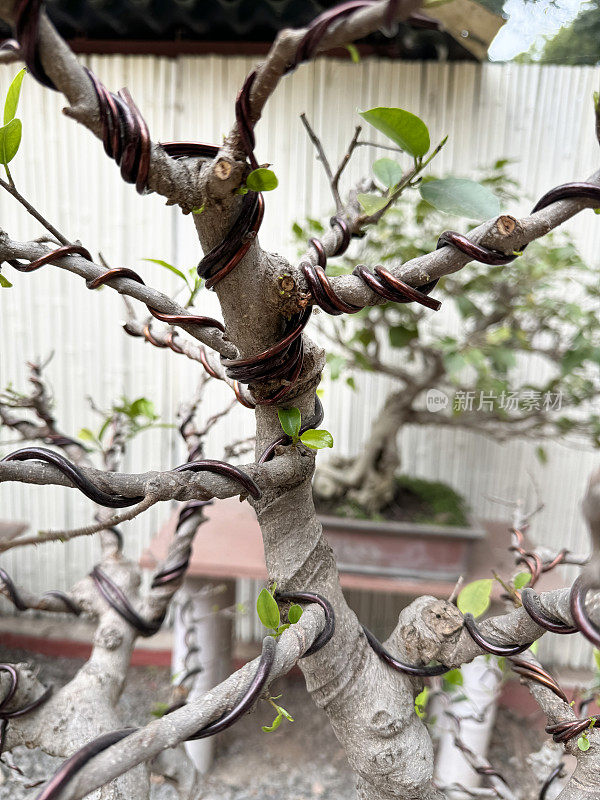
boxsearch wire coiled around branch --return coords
[86,267,225,332]
[437,183,600,265]
[0,663,53,756]
[1,447,144,508]
[363,626,451,676]
[32,592,337,800]
[275,591,336,657]
[458,583,600,742]
[1,446,261,509]
[0,567,80,615]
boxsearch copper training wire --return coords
[437,182,600,266]
[302,182,600,317]
[11,0,55,89]
[462,613,533,657]
[545,717,598,744]
[539,762,565,800]
[0,663,53,756]
[275,591,336,657]
[0,447,145,508]
[90,566,165,638]
[0,567,80,615]
[570,576,600,648]
[32,604,338,799]
[173,594,208,688]
[362,626,451,676]
[150,500,213,589]
[509,658,568,704]
[86,267,225,332]
[444,711,511,786]
[520,588,578,635]
[0,445,260,515]
[84,447,260,636]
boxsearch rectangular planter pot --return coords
[318,514,485,583]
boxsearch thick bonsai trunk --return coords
[315,391,409,515]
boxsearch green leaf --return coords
[359,107,430,158]
[490,347,516,373]
[443,352,467,378]
[262,712,283,733]
[345,43,360,63]
[389,325,418,348]
[277,407,301,438]
[486,326,511,345]
[0,118,22,165]
[346,376,356,391]
[256,588,280,630]
[535,446,548,465]
[594,649,600,671]
[561,346,591,374]
[419,178,501,220]
[0,273,12,288]
[192,204,205,215]
[77,428,96,442]
[150,702,171,719]
[279,705,294,722]
[530,639,540,655]
[578,734,590,751]
[513,571,531,590]
[143,258,189,286]
[4,68,26,125]
[326,353,346,380]
[414,687,429,718]
[455,296,480,319]
[457,579,493,619]
[300,429,334,450]
[372,158,404,188]
[246,168,278,192]
[129,397,157,420]
[288,604,303,624]
[442,668,463,688]
[357,193,388,216]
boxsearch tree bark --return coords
[315,390,409,514]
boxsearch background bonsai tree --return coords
[299,162,600,516]
[0,2,600,799]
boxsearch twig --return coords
[300,113,342,214]
[332,125,362,200]
[0,494,158,552]
[0,177,70,245]
[448,576,464,604]
[0,232,237,359]
[354,140,404,153]
[361,136,448,225]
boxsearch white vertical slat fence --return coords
[0,57,598,669]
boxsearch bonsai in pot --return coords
[296,163,600,525]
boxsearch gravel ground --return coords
[0,645,548,800]
[0,645,356,800]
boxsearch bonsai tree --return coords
[300,162,600,515]
[0,2,600,800]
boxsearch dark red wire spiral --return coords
[32,592,337,800]
[0,663,53,756]
[0,446,261,510]
[7,1,600,410]
[0,567,80,615]
[437,182,600,265]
